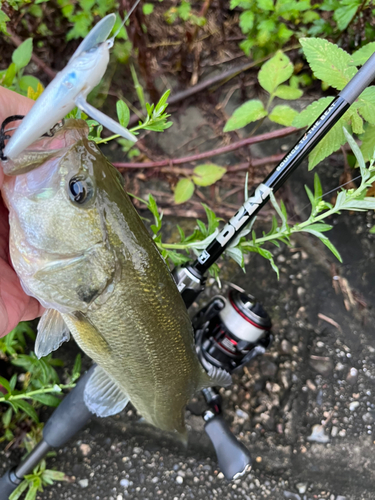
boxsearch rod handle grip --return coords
[204,414,252,480]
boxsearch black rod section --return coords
[192,51,375,275]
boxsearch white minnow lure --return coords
[4,1,140,161]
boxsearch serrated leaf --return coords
[174,179,195,204]
[257,0,273,10]
[192,164,226,186]
[239,10,254,33]
[359,124,375,162]
[269,104,298,126]
[274,85,303,100]
[300,38,357,90]
[12,38,33,70]
[355,87,375,125]
[333,0,361,31]
[292,96,334,128]
[351,42,375,66]
[308,118,347,170]
[116,100,130,128]
[348,109,364,135]
[258,50,294,94]
[224,100,267,132]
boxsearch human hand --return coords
[0,86,44,337]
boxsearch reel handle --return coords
[204,411,252,480]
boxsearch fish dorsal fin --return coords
[84,365,129,417]
[198,365,232,390]
[35,309,70,359]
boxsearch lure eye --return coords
[68,176,94,205]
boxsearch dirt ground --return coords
[2,67,375,500]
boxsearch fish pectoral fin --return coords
[199,365,232,390]
[75,94,137,143]
[84,365,129,418]
[35,309,70,359]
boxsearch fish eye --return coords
[68,175,94,205]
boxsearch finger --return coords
[0,87,34,125]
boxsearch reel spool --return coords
[194,288,272,375]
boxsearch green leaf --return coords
[239,10,254,33]
[274,85,303,100]
[9,480,29,500]
[174,179,195,204]
[0,10,10,35]
[224,100,267,132]
[292,96,334,128]
[258,50,294,94]
[321,238,343,262]
[351,42,375,66]
[269,104,298,126]
[2,407,13,427]
[18,75,41,92]
[202,203,220,233]
[300,38,357,90]
[2,63,17,87]
[30,393,61,407]
[15,399,39,422]
[333,0,361,31]
[12,38,33,70]
[25,484,38,500]
[116,100,130,128]
[192,164,226,186]
[308,118,347,170]
[347,109,364,135]
[359,124,375,162]
[72,353,82,381]
[370,226,375,234]
[355,87,375,125]
[342,127,368,180]
[143,3,154,15]
[303,223,332,232]
[0,376,11,393]
[269,192,288,231]
[256,0,273,10]
[314,173,323,200]
[226,247,244,268]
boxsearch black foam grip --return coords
[43,366,95,448]
[204,415,252,480]
[0,469,21,500]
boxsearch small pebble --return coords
[283,491,301,500]
[79,444,91,456]
[120,479,130,488]
[296,482,307,494]
[151,476,159,483]
[78,479,88,488]
[236,409,249,420]
[176,476,183,484]
[349,401,360,411]
[307,424,330,443]
[331,426,338,437]
[362,412,375,424]
[346,367,358,385]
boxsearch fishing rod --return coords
[1,47,375,500]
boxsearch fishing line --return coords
[112,0,142,40]
[287,174,364,223]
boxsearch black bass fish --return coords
[1,119,229,436]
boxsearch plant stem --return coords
[113,126,300,168]
[0,384,75,403]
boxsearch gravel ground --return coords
[2,93,375,500]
